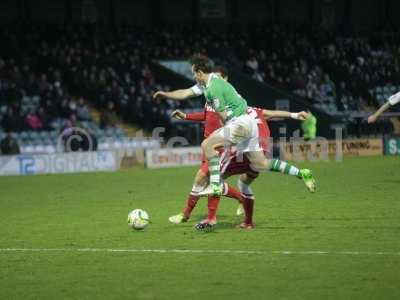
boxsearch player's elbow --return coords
[182,89,194,99]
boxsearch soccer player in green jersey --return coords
[154,54,316,196]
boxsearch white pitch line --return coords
[0,248,399,256]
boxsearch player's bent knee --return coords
[251,160,269,172]
[201,138,219,158]
[195,170,208,184]
[201,140,211,157]
[245,171,259,180]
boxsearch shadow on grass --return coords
[386,180,400,184]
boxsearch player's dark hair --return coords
[213,65,228,79]
[189,54,212,73]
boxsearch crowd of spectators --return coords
[1,23,399,143]
[0,56,93,133]
[235,25,400,113]
[0,24,205,141]
[0,133,20,155]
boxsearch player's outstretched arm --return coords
[171,109,206,121]
[153,88,196,101]
[185,110,206,121]
[369,92,400,123]
[368,102,391,123]
[262,110,308,120]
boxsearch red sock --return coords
[224,184,244,204]
[183,194,199,219]
[243,197,254,224]
[207,195,220,221]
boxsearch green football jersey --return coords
[203,73,247,120]
[301,113,317,140]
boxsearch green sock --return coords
[209,157,220,185]
[269,159,300,177]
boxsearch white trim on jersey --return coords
[191,84,204,96]
[206,73,218,88]
[205,103,216,112]
[388,91,400,106]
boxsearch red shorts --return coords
[220,151,259,179]
[199,151,259,179]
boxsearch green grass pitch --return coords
[0,156,399,300]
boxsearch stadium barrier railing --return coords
[281,138,384,161]
[143,137,385,169]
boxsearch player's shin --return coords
[238,178,255,225]
[267,159,316,192]
[206,195,220,224]
[268,159,300,177]
[182,185,203,219]
[242,197,254,225]
[209,156,223,195]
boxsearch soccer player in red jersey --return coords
[169,102,249,225]
[173,105,307,229]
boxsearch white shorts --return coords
[214,114,262,153]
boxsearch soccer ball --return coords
[127,209,150,230]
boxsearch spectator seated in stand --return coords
[0,24,399,145]
[0,133,20,155]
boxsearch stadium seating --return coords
[1,24,399,152]
[370,85,400,106]
[0,90,162,153]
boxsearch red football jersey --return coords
[185,104,222,138]
[247,107,270,152]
